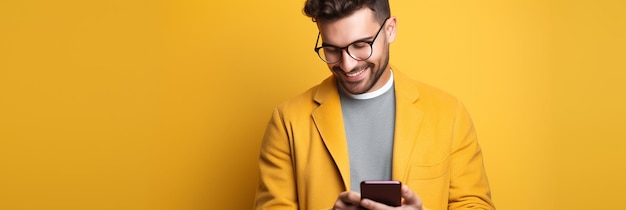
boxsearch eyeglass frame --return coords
[313,17,390,64]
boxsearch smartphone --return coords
[360,180,401,207]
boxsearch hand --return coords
[359,185,424,210]
[332,191,362,210]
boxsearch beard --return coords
[333,52,390,95]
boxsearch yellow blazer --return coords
[255,69,495,210]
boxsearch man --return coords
[255,0,495,209]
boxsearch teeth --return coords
[347,69,365,77]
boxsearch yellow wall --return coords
[1,0,624,209]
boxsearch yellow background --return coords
[1,0,624,209]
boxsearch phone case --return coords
[360,180,401,207]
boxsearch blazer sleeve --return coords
[448,103,496,209]
[254,108,298,210]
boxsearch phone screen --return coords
[360,180,401,207]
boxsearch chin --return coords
[343,83,372,95]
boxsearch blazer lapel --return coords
[312,76,351,190]
[391,70,424,182]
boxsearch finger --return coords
[338,191,362,206]
[333,197,350,209]
[400,185,423,207]
[360,198,392,210]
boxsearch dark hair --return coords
[303,0,390,24]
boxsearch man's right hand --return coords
[332,191,362,210]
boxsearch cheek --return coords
[369,43,386,60]
[328,63,338,71]
[373,45,389,63]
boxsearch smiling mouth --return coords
[346,68,366,77]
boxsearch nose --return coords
[337,49,358,72]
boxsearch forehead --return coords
[317,8,380,46]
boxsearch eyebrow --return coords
[321,36,376,48]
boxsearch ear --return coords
[385,16,397,43]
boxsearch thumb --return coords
[401,185,423,207]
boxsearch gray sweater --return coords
[339,74,396,192]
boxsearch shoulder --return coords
[273,75,335,116]
[394,70,462,109]
[416,81,460,107]
[276,86,318,113]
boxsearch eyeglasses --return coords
[314,17,389,64]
